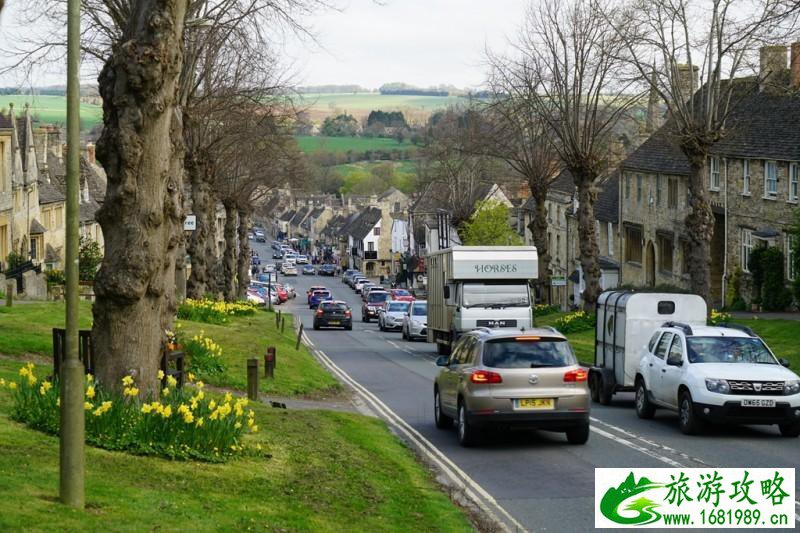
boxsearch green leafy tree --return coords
[461,201,523,246]
[320,114,359,136]
[78,236,103,283]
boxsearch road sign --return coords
[184,215,197,231]
[551,275,567,286]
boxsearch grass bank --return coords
[0,359,472,532]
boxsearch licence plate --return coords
[328,320,340,325]
[515,398,554,410]
[741,399,775,408]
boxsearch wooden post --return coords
[280,315,286,333]
[275,310,280,328]
[265,346,276,378]
[247,358,259,400]
[296,323,304,351]
[5,281,13,307]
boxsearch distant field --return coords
[296,135,414,154]
[297,92,466,124]
[0,94,102,131]
[332,160,418,195]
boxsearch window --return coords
[30,236,38,260]
[709,157,720,190]
[636,174,643,203]
[787,233,797,281]
[647,332,661,353]
[373,226,381,236]
[667,336,683,366]
[657,235,673,272]
[657,301,676,314]
[482,338,577,368]
[790,163,798,202]
[55,206,63,228]
[742,160,750,195]
[625,174,631,200]
[764,161,777,197]
[656,175,662,206]
[654,333,673,360]
[607,222,614,256]
[624,225,643,263]
[367,241,374,252]
[740,228,753,272]
[667,178,678,208]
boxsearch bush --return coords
[178,298,257,324]
[749,247,791,311]
[725,268,747,311]
[533,304,559,317]
[78,236,103,282]
[553,310,595,333]
[708,309,732,325]
[45,269,65,285]
[184,330,226,378]
[4,364,258,462]
[6,251,26,270]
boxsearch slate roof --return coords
[377,187,404,201]
[321,214,345,238]
[290,207,309,225]
[261,196,281,216]
[280,209,296,222]
[349,207,382,241]
[29,218,46,234]
[338,212,361,240]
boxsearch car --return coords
[313,301,353,330]
[272,250,283,259]
[246,289,265,305]
[390,288,415,302]
[306,284,326,300]
[281,263,298,276]
[274,284,288,303]
[296,254,309,264]
[342,269,356,284]
[283,284,297,299]
[319,264,336,276]
[262,264,276,273]
[302,265,316,275]
[378,300,411,331]
[362,285,385,302]
[284,253,297,264]
[256,235,267,243]
[247,233,255,240]
[634,323,800,437]
[353,278,370,294]
[434,328,590,447]
[402,300,428,341]
[344,270,362,287]
[309,289,333,309]
[361,291,390,322]
[250,256,261,266]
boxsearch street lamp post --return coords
[60,0,85,509]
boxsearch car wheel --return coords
[363,315,369,323]
[566,423,590,445]
[635,379,656,419]
[436,342,450,356]
[379,322,384,331]
[589,374,600,403]
[434,389,453,429]
[313,323,320,330]
[402,326,408,340]
[597,374,613,406]
[678,391,704,435]
[457,400,479,447]
[778,423,800,438]
[345,324,352,331]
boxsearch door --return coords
[645,240,656,287]
[650,332,672,403]
[439,336,471,413]
[660,335,685,408]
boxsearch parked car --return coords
[274,284,288,303]
[362,285,385,302]
[342,269,357,284]
[361,291,390,322]
[247,233,255,240]
[353,278,370,294]
[319,264,336,276]
[378,300,411,331]
[296,254,309,264]
[246,289,265,305]
[634,323,800,437]
[272,250,284,259]
[302,265,316,275]
[284,253,297,264]
[402,300,428,341]
[313,301,353,331]
[309,289,333,309]
[434,328,590,447]
[262,264,276,274]
[281,263,298,276]
[390,288,415,302]
[283,284,297,299]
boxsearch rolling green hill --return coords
[296,135,414,154]
[0,94,102,131]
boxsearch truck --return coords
[426,246,538,355]
[589,291,707,404]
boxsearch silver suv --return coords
[434,328,590,446]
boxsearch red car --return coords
[275,284,289,302]
[390,288,414,302]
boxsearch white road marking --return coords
[589,426,686,468]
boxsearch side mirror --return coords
[436,356,449,367]
[443,286,450,299]
[779,358,790,368]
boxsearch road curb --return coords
[293,315,527,533]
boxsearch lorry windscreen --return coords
[462,282,530,308]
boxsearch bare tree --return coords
[610,0,800,302]
[504,0,643,310]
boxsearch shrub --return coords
[533,303,559,317]
[553,310,595,333]
[708,309,732,326]
[725,268,747,311]
[78,236,103,282]
[4,364,258,462]
[184,330,226,378]
[759,247,792,311]
[6,251,26,270]
[748,246,767,304]
[45,269,65,285]
[178,298,257,324]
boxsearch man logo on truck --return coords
[474,263,519,274]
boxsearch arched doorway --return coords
[645,241,656,287]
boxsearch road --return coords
[253,242,800,532]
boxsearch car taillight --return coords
[344,310,352,317]
[469,370,502,384]
[564,369,588,382]
[315,309,324,316]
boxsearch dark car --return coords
[302,265,316,275]
[318,264,336,276]
[313,301,352,330]
[309,289,333,309]
[272,250,283,259]
[361,291,390,322]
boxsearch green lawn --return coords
[298,92,466,112]
[0,359,472,532]
[1,94,103,131]
[0,301,94,357]
[297,135,412,154]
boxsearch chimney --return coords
[791,42,800,90]
[86,142,96,165]
[759,45,787,94]
[676,64,699,104]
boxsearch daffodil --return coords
[122,375,134,387]
[234,421,242,429]
[0,378,5,387]
[195,417,204,427]
[85,385,96,399]
[84,402,93,410]
[123,386,140,397]
[39,381,52,395]
[167,375,177,388]
[224,392,232,403]
[162,387,170,397]
[141,404,153,414]
[187,372,195,382]
[86,373,94,383]
[161,405,172,418]
[196,381,204,390]
[183,412,194,424]
[250,425,259,433]
[157,369,165,380]
[209,400,217,410]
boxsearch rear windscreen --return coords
[388,302,409,312]
[483,338,576,368]
[412,303,427,316]
[320,303,347,311]
[313,291,330,297]
[369,293,390,303]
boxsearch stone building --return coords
[619,44,800,306]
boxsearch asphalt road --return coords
[252,241,800,532]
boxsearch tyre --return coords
[566,423,590,445]
[678,391,705,435]
[313,323,320,331]
[402,326,408,340]
[364,316,370,323]
[635,379,656,419]
[597,374,613,406]
[345,324,352,331]
[457,400,479,447]
[589,373,600,403]
[436,342,449,356]
[379,322,385,332]
[434,389,453,429]
[778,423,800,437]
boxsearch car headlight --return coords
[705,378,731,394]
[785,380,800,396]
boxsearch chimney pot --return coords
[759,45,787,94]
[791,42,800,90]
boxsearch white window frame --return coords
[788,233,797,281]
[742,160,750,195]
[607,222,614,257]
[764,161,777,198]
[741,228,753,273]
[789,163,799,203]
[709,157,720,190]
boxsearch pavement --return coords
[253,240,800,532]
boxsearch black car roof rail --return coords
[714,322,757,337]
[662,321,693,336]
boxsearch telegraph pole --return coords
[60,0,85,509]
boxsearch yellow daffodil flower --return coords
[86,385,96,399]
[122,375,134,386]
[157,370,165,380]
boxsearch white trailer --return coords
[589,291,707,404]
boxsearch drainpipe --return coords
[722,158,728,307]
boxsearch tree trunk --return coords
[683,149,714,304]
[575,177,601,312]
[186,160,213,299]
[237,207,251,300]
[526,190,552,305]
[222,200,238,301]
[92,0,188,393]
